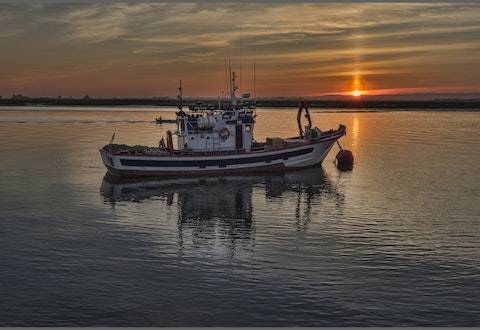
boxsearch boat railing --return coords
[178,149,248,157]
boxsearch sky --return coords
[1,2,480,98]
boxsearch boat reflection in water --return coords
[100,168,343,244]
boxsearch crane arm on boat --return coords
[297,101,312,139]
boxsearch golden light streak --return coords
[349,74,367,97]
[351,116,360,154]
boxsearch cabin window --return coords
[206,136,210,140]
[190,137,194,140]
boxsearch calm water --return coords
[1,107,479,326]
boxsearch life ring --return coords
[219,128,230,141]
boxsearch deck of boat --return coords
[103,128,344,159]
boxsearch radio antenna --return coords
[253,63,256,105]
[240,48,243,95]
[228,56,232,99]
[177,80,183,110]
[224,57,229,100]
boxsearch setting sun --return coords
[348,74,367,98]
[352,90,362,97]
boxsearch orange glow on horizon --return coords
[348,74,367,98]
[351,90,363,97]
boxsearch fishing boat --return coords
[100,71,346,177]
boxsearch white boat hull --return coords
[100,132,343,177]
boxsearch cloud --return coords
[48,3,157,43]
[1,2,480,96]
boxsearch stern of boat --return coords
[284,124,346,169]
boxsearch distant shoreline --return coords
[1,98,480,109]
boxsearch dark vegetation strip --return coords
[1,97,480,109]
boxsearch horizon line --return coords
[5,92,480,98]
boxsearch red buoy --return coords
[336,149,354,170]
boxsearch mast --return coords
[240,52,242,96]
[228,56,232,99]
[224,57,229,101]
[253,63,256,106]
[253,47,257,107]
[232,71,237,97]
[178,80,183,110]
[239,45,243,96]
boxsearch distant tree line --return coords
[0,96,479,109]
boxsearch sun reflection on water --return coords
[351,116,360,153]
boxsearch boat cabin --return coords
[174,72,256,153]
[176,100,255,153]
